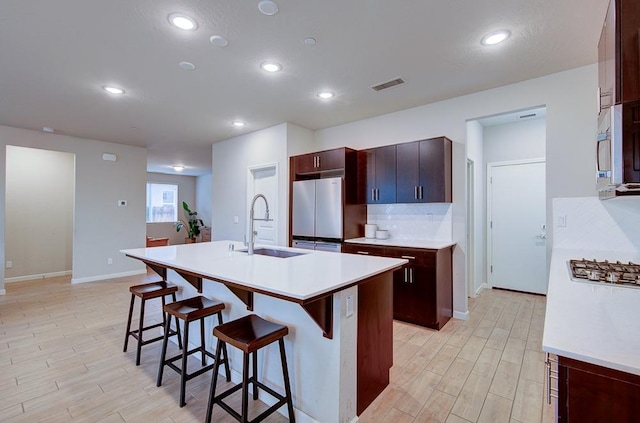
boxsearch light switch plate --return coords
[346,295,354,317]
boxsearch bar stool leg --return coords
[252,351,258,400]
[279,338,296,422]
[179,320,190,407]
[217,311,231,382]
[205,339,224,423]
[241,351,250,423]
[156,317,171,387]
[171,293,183,350]
[200,317,207,366]
[135,298,146,365]
[123,293,135,352]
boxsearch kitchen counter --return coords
[122,240,406,422]
[122,240,405,302]
[345,237,456,250]
[542,248,640,376]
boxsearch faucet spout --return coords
[248,194,270,255]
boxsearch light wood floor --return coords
[0,273,555,422]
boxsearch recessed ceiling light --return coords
[317,91,334,99]
[232,121,246,127]
[481,30,510,46]
[168,13,197,30]
[210,35,229,47]
[258,0,279,16]
[103,86,125,95]
[179,61,196,70]
[42,126,54,133]
[304,37,316,46]
[260,61,282,72]
[173,165,185,171]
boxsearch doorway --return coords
[466,159,476,298]
[487,159,546,294]
[247,163,278,246]
[4,146,75,283]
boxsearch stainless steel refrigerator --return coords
[292,177,343,252]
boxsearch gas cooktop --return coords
[569,258,640,289]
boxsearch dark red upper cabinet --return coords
[396,137,452,203]
[365,145,397,204]
[598,0,640,111]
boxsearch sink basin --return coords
[240,248,307,258]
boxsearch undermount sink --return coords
[240,248,307,258]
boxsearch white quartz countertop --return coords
[345,237,456,250]
[543,248,640,375]
[122,240,406,303]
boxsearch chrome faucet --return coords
[248,194,271,255]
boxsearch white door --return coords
[488,159,546,294]
[248,164,278,246]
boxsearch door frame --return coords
[466,159,476,299]
[247,162,279,246]
[486,157,545,289]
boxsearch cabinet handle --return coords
[401,255,416,260]
[357,251,369,255]
[404,268,408,283]
[414,186,418,199]
[545,353,559,404]
[317,155,321,168]
[409,267,414,283]
[371,189,375,202]
[376,189,379,201]
[419,186,423,200]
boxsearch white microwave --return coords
[596,104,623,191]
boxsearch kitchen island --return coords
[543,247,640,422]
[122,240,406,423]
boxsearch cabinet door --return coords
[419,137,452,203]
[293,153,318,175]
[393,266,414,321]
[366,145,396,204]
[396,141,420,203]
[412,265,437,326]
[318,148,345,171]
[598,0,615,111]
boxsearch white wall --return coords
[314,64,598,318]
[146,172,198,245]
[0,125,147,292]
[5,146,74,281]
[484,117,546,163]
[196,173,213,236]
[212,123,288,244]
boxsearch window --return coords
[146,183,178,223]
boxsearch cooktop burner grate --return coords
[569,258,640,288]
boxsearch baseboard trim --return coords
[5,270,72,284]
[71,269,146,284]
[475,282,488,296]
[453,310,469,320]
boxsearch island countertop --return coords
[345,237,456,250]
[121,240,406,303]
[542,248,640,376]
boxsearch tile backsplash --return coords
[553,197,640,252]
[367,203,452,241]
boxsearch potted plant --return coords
[175,201,204,243]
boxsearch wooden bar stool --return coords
[157,295,231,407]
[123,281,182,366]
[205,314,295,423]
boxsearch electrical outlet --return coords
[107,258,113,265]
[5,261,12,269]
[233,216,239,224]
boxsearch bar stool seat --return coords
[206,314,295,423]
[123,281,182,366]
[157,295,230,407]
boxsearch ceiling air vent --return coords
[371,78,405,91]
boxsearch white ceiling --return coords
[1,0,608,176]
